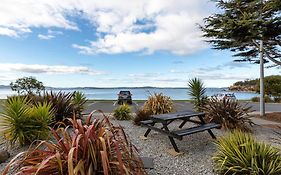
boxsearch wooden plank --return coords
[141,123,182,139]
[140,120,154,125]
[171,123,220,136]
[151,111,205,121]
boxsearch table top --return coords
[150,111,205,121]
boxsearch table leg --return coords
[160,120,174,129]
[144,123,155,137]
[162,124,180,152]
[179,120,187,128]
[198,115,216,139]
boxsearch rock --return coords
[0,150,10,163]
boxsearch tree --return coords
[201,0,281,64]
[10,77,45,95]
[188,78,208,112]
[200,0,281,116]
[257,75,281,99]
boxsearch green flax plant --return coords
[72,91,87,116]
[188,78,208,112]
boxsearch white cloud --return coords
[38,34,55,40]
[38,29,63,40]
[0,63,105,75]
[0,0,216,55]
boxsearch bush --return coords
[213,131,281,175]
[113,104,132,120]
[251,96,259,102]
[3,114,146,175]
[0,96,53,146]
[44,91,74,122]
[187,78,208,112]
[202,98,253,132]
[134,108,153,125]
[27,91,87,123]
[251,95,274,103]
[72,91,87,115]
[143,93,174,115]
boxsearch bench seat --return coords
[172,123,220,137]
[140,120,154,125]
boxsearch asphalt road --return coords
[84,101,281,113]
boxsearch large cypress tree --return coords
[201,0,281,65]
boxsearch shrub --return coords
[0,96,53,146]
[187,78,208,112]
[72,91,87,116]
[251,96,259,102]
[251,95,274,103]
[213,131,281,175]
[113,104,132,120]
[43,91,74,122]
[3,114,146,175]
[134,108,153,125]
[28,91,87,122]
[143,93,174,115]
[274,97,281,103]
[202,98,253,131]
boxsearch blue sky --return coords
[0,0,279,88]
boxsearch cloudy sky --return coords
[0,0,279,88]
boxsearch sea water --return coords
[0,87,258,100]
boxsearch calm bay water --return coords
[0,87,258,100]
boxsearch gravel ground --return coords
[1,114,281,175]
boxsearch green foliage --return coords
[187,78,208,112]
[202,98,253,131]
[201,0,281,63]
[257,75,281,99]
[0,96,53,146]
[133,108,152,126]
[213,131,281,175]
[234,79,258,87]
[3,114,146,175]
[113,104,132,120]
[143,93,174,115]
[28,91,87,122]
[72,91,87,116]
[251,95,274,103]
[10,76,45,95]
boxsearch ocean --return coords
[0,87,258,100]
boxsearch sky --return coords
[0,0,279,88]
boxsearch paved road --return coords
[84,101,281,113]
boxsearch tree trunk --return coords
[260,40,265,116]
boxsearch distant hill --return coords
[0,85,10,89]
[229,79,258,92]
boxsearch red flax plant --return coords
[3,112,146,175]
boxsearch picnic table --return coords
[140,111,220,153]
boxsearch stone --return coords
[0,150,10,163]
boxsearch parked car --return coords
[117,91,132,105]
[209,93,237,102]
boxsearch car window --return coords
[120,91,130,95]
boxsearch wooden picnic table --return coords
[141,111,220,153]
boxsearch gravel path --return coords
[1,115,281,175]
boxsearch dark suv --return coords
[117,91,132,105]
